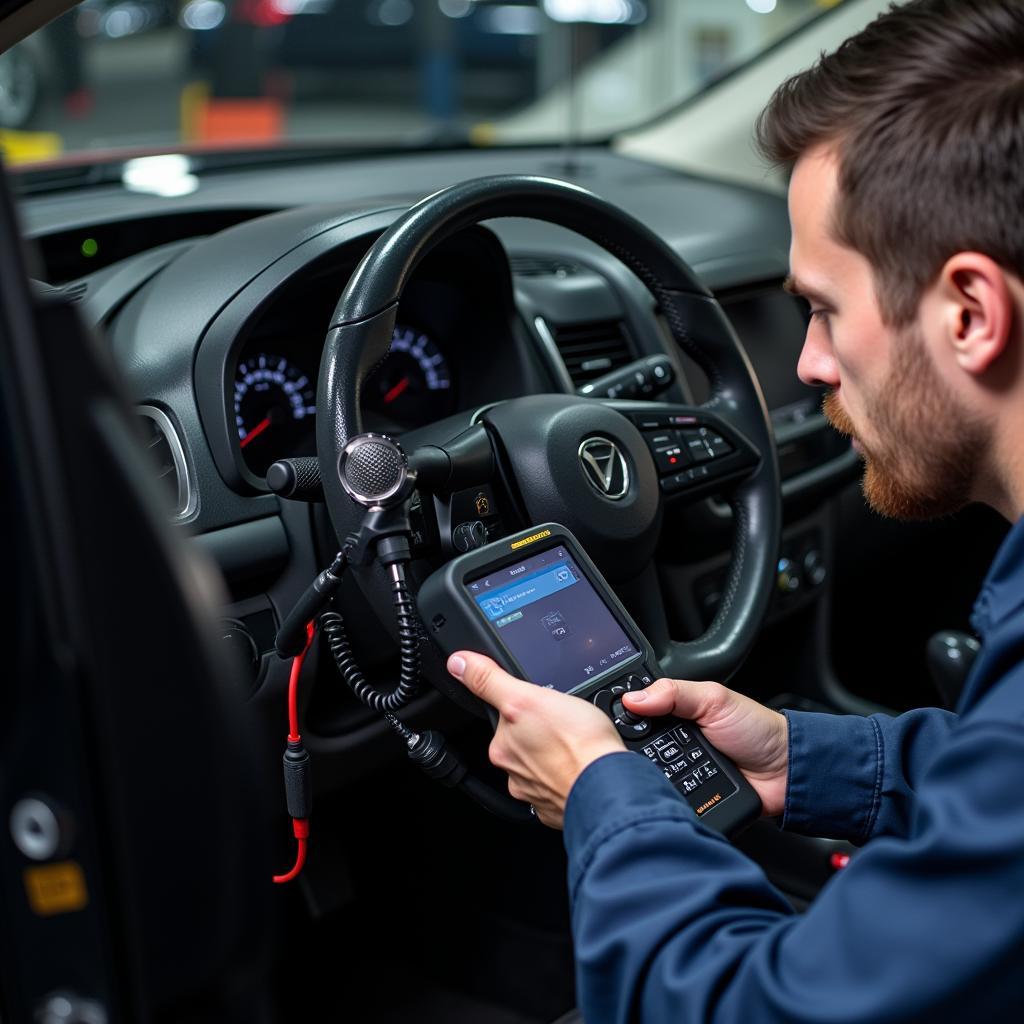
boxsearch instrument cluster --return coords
[234,321,456,478]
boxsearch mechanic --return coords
[445,1,1024,1021]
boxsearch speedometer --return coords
[364,324,454,426]
[234,353,316,476]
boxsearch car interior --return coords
[0,1,1012,1021]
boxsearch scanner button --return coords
[611,698,642,726]
[615,717,651,740]
[680,774,699,793]
[657,743,682,764]
[671,726,692,744]
[687,747,704,762]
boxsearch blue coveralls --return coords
[565,515,1024,1023]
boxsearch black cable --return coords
[313,545,534,826]
[396,725,537,826]
[383,711,416,743]
[319,560,421,712]
[276,548,349,657]
[390,559,420,696]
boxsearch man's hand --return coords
[622,679,789,817]
[447,651,624,828]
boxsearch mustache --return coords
[822,391,857,438]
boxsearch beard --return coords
[821,325,987,520]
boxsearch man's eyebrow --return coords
[784,275,834,308]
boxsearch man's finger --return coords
[622,677,720,720]
[448,651,527,712]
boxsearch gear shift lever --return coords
[926,630,980,710]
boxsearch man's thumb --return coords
[447,651,518,711]
[623,678,708,719]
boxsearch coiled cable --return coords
[320,561,421,712]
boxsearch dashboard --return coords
[19,145,857,759]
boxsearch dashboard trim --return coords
[531,314,576,393]
[137,404,197,521]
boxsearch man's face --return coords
[788,146,985,520]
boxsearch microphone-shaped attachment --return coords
[338,433,410,508]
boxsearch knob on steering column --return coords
[266,424,494,503]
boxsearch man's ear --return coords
[934,253,1013,375]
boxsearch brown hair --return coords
[756,0,1024,326]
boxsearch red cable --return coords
[273,820,309,884]
[274,622,315,884]
[287,621,315,742]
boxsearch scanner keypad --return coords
[588,668,738,816]
[639,724,731,808]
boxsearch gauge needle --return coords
[240,416,272,448]
[383,376,410,404]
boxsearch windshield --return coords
[0,0,832,169]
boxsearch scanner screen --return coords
[465,545,639,693]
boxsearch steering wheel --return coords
[316,175,780,713]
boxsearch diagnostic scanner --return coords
[418,523,761,837]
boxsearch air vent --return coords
[137,406,195,520]
[61,281,88,303]
[549,319,633,387]
[509,254,582,278]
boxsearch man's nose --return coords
[796,329,839,388]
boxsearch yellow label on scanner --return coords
[510,529,552,550]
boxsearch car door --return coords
[0,156,273,1023]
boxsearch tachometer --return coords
[364,324,454,425]
[234,353,316,476]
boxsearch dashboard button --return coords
[452,520,487,552]
[804,549,827,586]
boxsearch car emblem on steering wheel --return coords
[578,437,629,500]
